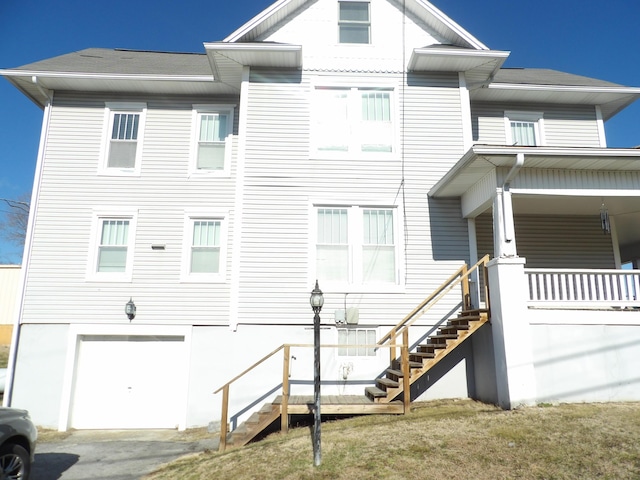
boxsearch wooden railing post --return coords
[390,328,396,365]
[483,261,491,313]
[219,385,229,452]
[281,345,290,434]
[461,264,470,310]
[401,328,410,414]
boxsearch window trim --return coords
[87,209,138,282]
[99,102,147,176]
[311,203,403,293]
[312,85,397,158]
[189,104,235,178]
[181,209,228,283]
[338,1,371,44]
[505,111,545,146]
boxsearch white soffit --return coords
[430,146,640,198]
[471,84,640,120]
[204,43,302,69]
[408,48,509,81]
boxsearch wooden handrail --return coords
[214,256,490,451]
[378,254,490,346]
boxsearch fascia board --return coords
[0,69,215,83]
[486,83,640,95]
[223,0,293,43]
[412,0,489,50]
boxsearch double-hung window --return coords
[182,212,227,282]
[89,211,137,281]
[315,206,398,288]
[102,103,146,174]
[505,111,544,146]
[315,87,394,154]
[339,1,370,44]
[191,105,234,175]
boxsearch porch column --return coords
[493,186,518,258]
[487,257,536,409]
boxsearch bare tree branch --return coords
[0,193,31,247]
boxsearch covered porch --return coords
[430,145,640,408]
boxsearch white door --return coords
[70,335,185,429]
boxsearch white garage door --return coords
[70,335,186,429]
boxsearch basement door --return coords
[69,335,185,429]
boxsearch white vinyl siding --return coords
[22,95,236,325]
[314,87,394,155]
[476,213,615,268]
[472,103,602,147]
[339,1,370,44]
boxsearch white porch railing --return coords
[526,268,640,308]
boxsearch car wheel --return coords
[0,443,30,480]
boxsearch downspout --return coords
[3,77,52,406]
[501,152,524,245]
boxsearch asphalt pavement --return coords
[31,429,218,480]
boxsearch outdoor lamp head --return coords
[125,297,136,320]
[310,280,324,313]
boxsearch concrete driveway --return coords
[31,429,218,480]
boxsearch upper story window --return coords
[505,111,544,146]
[315,205,399,289]
[182,211,227,282]
[314,87,394,155]
[88,210,137,281]
[101,103,146,175]
[191,105,235,176]
[339,1,370,44]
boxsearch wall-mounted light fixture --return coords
[125,297,136,321]
[600,201,611,234]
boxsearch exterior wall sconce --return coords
[125,298,136,321]
[600,201,611,234]
[309,280,324,467]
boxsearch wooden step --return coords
[377,377,399,389]
[439,324,470,334]
[429,334,458,341]
[386,368,404,380]
[365,386,388,401]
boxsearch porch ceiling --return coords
[430,145,640,199]
[429,145,640,248]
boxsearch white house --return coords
[2,0,640,435]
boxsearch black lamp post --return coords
[125,298,136,321]
[309,280,324,467]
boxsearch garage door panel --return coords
[70,335,185,429]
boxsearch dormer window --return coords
[339,1,370,44]
[505,111,544,146]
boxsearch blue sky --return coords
[1,0,639,263]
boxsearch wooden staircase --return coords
[365,309,489,403]
[215,255,491,452]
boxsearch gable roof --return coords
[224,0,488,50]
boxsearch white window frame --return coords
[87,209,138,282]
[181,210,228,283]
[312,204,403,293]
[99,102,147,176]
[312,86,396,157]
[189,104,235,177]
[505,111,545,146]
[338,1,371,44]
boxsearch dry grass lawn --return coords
[145,399,640,480]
